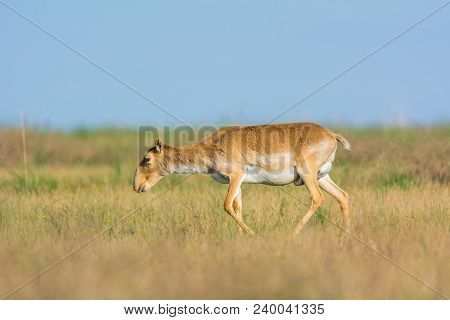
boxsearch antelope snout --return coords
[133,179,148,193]
[133,175,145,193]
[134,183,143,193]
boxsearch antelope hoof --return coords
[244,227,255,236]
[344,225,351,234]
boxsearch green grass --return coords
[9,172,58,194]
[376,171,418,190]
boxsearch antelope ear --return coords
[155,139,163,153]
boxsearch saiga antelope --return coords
[134,122,351,235]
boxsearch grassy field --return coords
[0,126,449,299]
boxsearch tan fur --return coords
[134,122,351,234]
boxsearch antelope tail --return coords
[335,133,352,151]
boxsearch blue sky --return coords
[1,0,449,129]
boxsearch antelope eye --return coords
[142,157,151,165]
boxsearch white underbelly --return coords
[210,161,333,186]
[243,166,298,186]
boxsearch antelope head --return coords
[133,139,166,193]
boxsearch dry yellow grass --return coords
[0,126,448,299]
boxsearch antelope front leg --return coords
[232,188,244,235]
[224,175,254,235]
